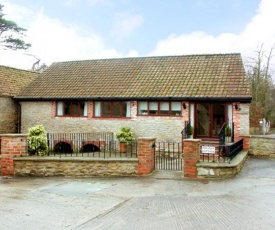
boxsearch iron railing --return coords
[27,135,137,158]
[218,122,235,157]
[218,123,226,155]
[47,132,114,143]
[225,139,243,162]
[200,138,243,163]
[155,142,183,171]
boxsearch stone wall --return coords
[1,135,155,177]
[0,97,18,133]
[183,139,249,179]
[20,101,184,142]
[14,158,138,177]
[249,136,275,157]
[197,151,248,179]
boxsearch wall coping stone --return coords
[250,135,275,139]
[183,139,201,142]
[197,151,248,168]
[0,134,28,137]
[14,157,138,162]
[137,137,156,141]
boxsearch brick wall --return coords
[0,97,18,133]
[137,138,156,175]
[0,134,28,176]
[233,103,250,141]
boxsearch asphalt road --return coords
[1,157,275,230]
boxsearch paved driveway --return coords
[1,157,275,230]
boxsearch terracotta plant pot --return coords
[119,142,127,153]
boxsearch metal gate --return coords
[155,142,183,171]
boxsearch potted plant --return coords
[115,126,135,153]
[225,125,231,143]
[186,124,194,139]
[28,125,48,156]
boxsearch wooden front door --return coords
[195,103,225,138]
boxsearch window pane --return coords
[80,102,87,116]
[160,102,169,115]
[149,102,158,115]
[227,104,233,126]
[83,102,88,116]
[171,102,181,110]
[103,102,111,116]
[64,102,70,115]
[113,102,120,117]
[138,102,148,115]
[72,102,79,116]
[122,102,130,117]
[171,102,181,116]
[57,102,63,116]
[190,103,194,127]
[95,102,101,117]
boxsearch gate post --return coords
[0,134,28,176]
[137,137,156,175]
[240,135,250,151]
[183,139,201,178]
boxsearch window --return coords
[138,101,181,116]
[57,101,87,117]
[94,101,130,118]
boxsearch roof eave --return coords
[15,96,252,103]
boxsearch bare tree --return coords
[246,44,275,127]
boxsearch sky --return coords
[0,0,275,72]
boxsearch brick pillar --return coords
[240,135,250,151]
[137,137,156,175]
[233,103,241,141]
[0,134,28,176]
[183,139,201,178]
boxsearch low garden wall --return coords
[0,135,156,177]
[249,135,275,157]
[14,157,138,177]
[197,151,248,179]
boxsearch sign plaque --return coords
[202,145,215,154]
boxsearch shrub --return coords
[115,126,135,144]
[186,123,194,136]
[28,125,48,156]
[225,125,231,137]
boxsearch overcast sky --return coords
[0,0,275,71]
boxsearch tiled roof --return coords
[16,53,252,101]
[0,66,37,97]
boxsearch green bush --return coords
[186,123,194,135]
[115,126,135,144]
[225,125,231,137]
[28,125,48,156]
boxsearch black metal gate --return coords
[155,142,183,171]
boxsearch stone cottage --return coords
[0,66,37,133]
[15,53,252,142]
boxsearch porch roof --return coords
[16,53,252,102]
